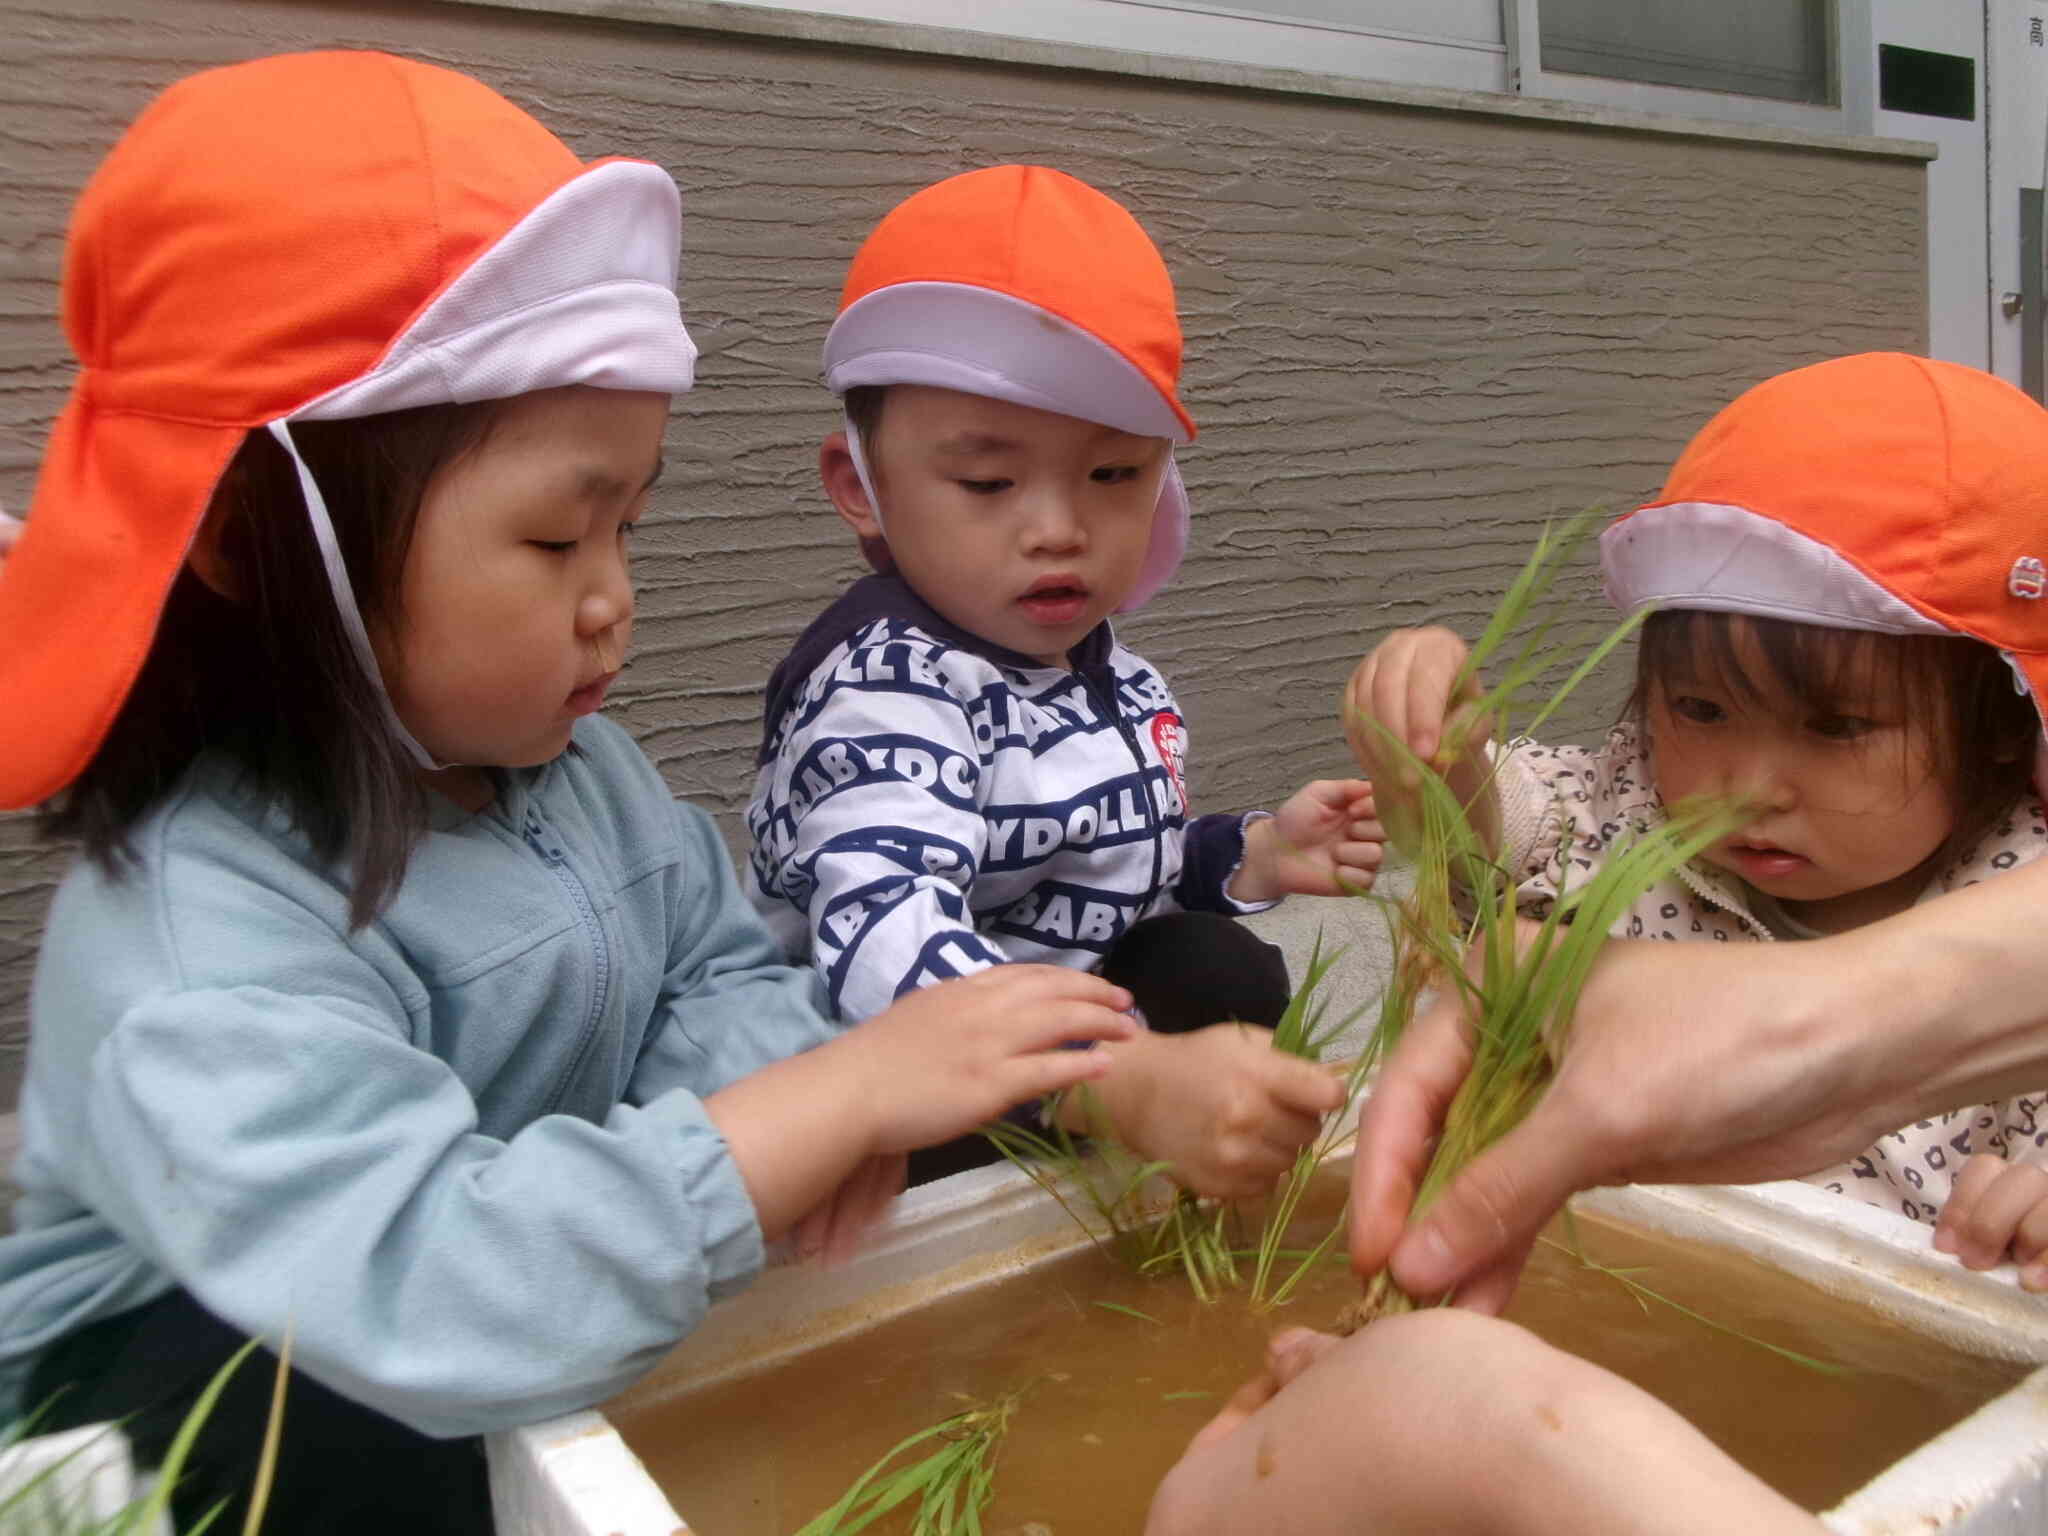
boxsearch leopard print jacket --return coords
[1494,721,2048,1228]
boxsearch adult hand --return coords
[1348,913,1981,1310]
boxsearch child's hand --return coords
[793,1151,908,1268]
[1181,1326,1340,1457]
[846,964,1138,1156]
[1342,627,1494,850]
[709,965,1134,1244]
[1933,1152,2048,1289]
[1078,1024,1344,1200]
[1342,626,1487,783]
[1230,780,1382,903]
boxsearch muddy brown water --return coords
[612,1199,2027,1533]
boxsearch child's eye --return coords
[1669,695,1724,725]
[958,478,1011,495]
[1090,465,1140,485]
[529,539,577,554]
[1810,713,1878,741]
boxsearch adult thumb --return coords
[1387,1106,1590,1303]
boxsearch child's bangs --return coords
[1640,610,1943,724]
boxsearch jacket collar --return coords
[758,573,1113,763]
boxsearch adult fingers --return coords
[1385,1094,1598,1303]
[1348,989,1476,1278]
[1430,1230,1539,1317]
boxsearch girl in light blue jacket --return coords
[0,51,1132,1533]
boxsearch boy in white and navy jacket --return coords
[747,166,1382,1193]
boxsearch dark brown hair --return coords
[42,400,502,927]
[1632,609,2037,871]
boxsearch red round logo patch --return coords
[1150,711,1188,815]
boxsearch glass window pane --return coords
[1540,0,1831,105]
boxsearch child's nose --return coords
[1715,749,1797,811]
[1023,488,1085,552]
[577,558,634,640]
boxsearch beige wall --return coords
[0,0,1926,1109]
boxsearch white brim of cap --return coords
[1605,498,2048,801]
[824,282,1189,444]
[1601,501,1951,636]
[291,159,696,420]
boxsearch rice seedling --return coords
[979,1094,1174,1266]
[1544,1213,1847,1376]
[794,1386,1028,1536]
[1340,511,1745,1328]
[0,1331,289,1536]
[988,510,1745,1336]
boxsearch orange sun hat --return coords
[1602,352,2048,753]
[0,50,697,809]
[823,165,1194,610]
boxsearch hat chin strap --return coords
[266,420,449,773]
[843,411,886,538]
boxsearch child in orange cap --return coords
[1346,352,2048,1280]
[746,166,1383,1196]
[0,55,1137,1530]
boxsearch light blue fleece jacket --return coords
[0,715,836,1437]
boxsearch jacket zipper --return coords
[1080,666,1165,906]
[522,805,613,1114]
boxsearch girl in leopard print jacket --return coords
[1347,354,2048,1287]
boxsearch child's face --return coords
[829,386,1167,666]
[378,385,667,772]
[1646,620,1958,933]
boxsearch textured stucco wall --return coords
[0,0,1926,1111]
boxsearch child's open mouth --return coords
[1018,580,1088,626]
[1725,842,1810,881]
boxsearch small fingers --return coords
[1182,1368,1280,1457]
[1264,1327,1342,1389]
[824,1152,907,1267]
[2013,1196,2048,1289]
[1943,1157,2048,1271]
[1933,1152,2006,1255]
[1266,1053,1347,1118]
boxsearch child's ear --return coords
[820,430,883,542]
[187,485,243,601]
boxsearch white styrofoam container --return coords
[0,1422,169,1535]
[487,1161,2048,1536]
